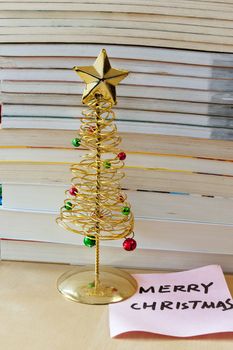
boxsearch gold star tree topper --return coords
[73,49,128,105]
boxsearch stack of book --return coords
[1,44,233,139]
[1,0,233,52]
[0,0,233,271]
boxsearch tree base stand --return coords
[57,265,137,305]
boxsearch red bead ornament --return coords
[69,187,78,196]
[118,194,125,203]
[123,238,137,251]
[88,126,96,133]
[117,152,126,161]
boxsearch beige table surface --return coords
[0,261,233,350]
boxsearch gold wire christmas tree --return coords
[56,49,137,304]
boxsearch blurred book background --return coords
[1,0,233,271]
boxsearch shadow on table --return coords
[115,331,233,340]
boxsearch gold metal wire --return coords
[56,50,137,299]
[56,94,134,243]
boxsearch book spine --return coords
[2,239,233,272]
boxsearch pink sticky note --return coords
[109,265,233,337]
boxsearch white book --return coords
[3,113,233,138]
[1,102,212,126]
[2,103,213,127]
[2,80,230,106]
[1,70,227,91]
[2,239,233,272]
[1,0,231,16]
[0,207,233,255]
[2,183,233,226]
[2,80,226,104]
[1,147,233,175]
[1,129,232,160]
[1,16,233,43]
[2,93,230,117]
[1,33,232,54]
[2,162,233,197]
[4,118,206,137]
[2,27,231,48]
[0,44,232,66]
[1,55,229,80]
[0,3,232,53]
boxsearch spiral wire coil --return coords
[56,95,134,241]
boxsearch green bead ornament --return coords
[83,235,96,247]
[122,206,130,215]
[103,160,111,169]
[65,201,73,210]
[87,281,95,288]
[72,137,81,147]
